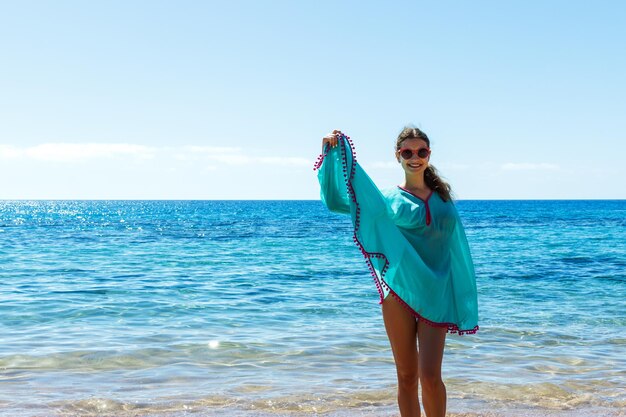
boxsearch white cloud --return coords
[173,146,240,161]
[205,154,249,165]
[501,162,560,171]
[182,146,241,153]
[203,154,310,167]
[176,146,309,167]
[0,145,21,159]
[257,156,310,167]
[0,143,156,161]
[0,143,309,167]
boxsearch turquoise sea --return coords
[0,200,624,417]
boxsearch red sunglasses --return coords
[398,147,431,160]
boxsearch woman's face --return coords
[396,138,430,174]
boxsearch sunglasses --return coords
[398,147,431,160]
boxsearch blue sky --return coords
[0,1,624,199]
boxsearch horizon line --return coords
[1,198,625,202]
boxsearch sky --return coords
[0,1,624,200]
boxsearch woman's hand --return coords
[322,129,342,150]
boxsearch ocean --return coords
[0,200,624,417]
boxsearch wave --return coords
[1,386,623,417]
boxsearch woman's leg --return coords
[382,294,420,417]
[417,321,447,417]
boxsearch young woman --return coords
[314,127,479,417]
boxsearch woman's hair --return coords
[395,126,453,202]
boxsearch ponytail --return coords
[424,165,453,202]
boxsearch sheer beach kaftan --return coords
[313,133,479,335]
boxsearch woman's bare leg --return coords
[382,294,420,417]
[417,321,447,417]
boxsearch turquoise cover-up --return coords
[314,133,479,335]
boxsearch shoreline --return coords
[1,393,624,417]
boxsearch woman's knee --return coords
[419,368,443,391]
[397,368,419,390]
